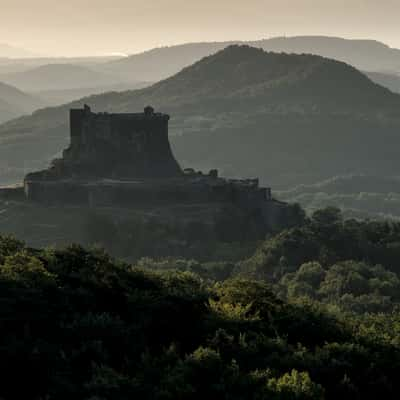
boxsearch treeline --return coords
[3,206,400,398]
[85,205,400,314]
[84,204,304,262]
[242,207,400,278]
[239,207,400,313]
[1,236,400,399]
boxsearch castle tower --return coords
[64,105,182,179]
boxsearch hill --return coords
[32,81,151,107]
[276,175,400,220]
[1,45,400,186]
[0,98,21,125]
[101,36,400,84]
[0,55,123,75]
[0,63,126,92]
[365,71,400,93]
[0,81,44,124]
[256,36,400,73]
[101,42,235,81]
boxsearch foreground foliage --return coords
[1,235,400,399]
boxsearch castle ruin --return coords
[22,106,285,225]
[31,105,182,180]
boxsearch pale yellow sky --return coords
[1,0,400,56]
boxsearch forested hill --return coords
[276,175,400,220]
[0,63,123,92]
[0,81,44,124]
[4,209,400,398]
[1,45,400,186]
[102,41,233,81]
[138,45,399,111]
[102,36,400,82]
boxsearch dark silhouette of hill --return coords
[3,37,400,93]
[256,36,400,73]
[102,42,234,81]
[33,81,151,107]
[365,71,400,93]
[0,63,125,92]
[0,81,44,123]
[0,98,20,124]
[0,55,123,75]
[102,36,400,83]
[1,45,400,186]
[276,175,400,220]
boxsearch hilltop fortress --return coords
[19,105,287,227]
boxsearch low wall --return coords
[24,179,271,210]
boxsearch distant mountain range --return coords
[2,36,400,97]
[276,175,400,220]
[100,36,400,85]
[0,55,123,75]
[1,45,400,187]
[32,82,151,107]
[101,42,232,82]
[0,81,44,124]
[0,64,126,92]
[0,62,149,107]
[255,36,400,73]
[364,71,400,94]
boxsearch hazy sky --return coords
[1,0,400,56]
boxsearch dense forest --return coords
[3,206,400,399]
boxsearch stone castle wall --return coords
[23,105,282,228]
[24,176,270,208]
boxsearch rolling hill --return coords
[0,55,123,75]
[0,63,126,92]
[0,98,21,125]
[101,42,234,81]
[0,81,44,124]
[1,45,400,187]
[365,71,400,94]
[101,36,400,85]
[256,36,400,73]
[32,81,151,107]
[276,175,400,220]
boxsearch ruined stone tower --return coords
[62,105,182,179]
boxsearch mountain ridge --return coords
[0,81,44,123]
[1,45,400,187]
[0,63,126,92]
[101,36,400,83]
